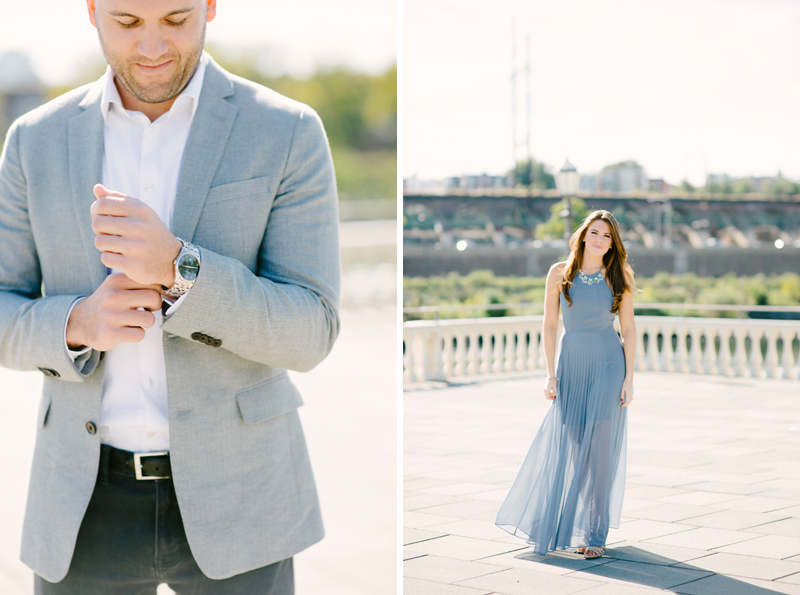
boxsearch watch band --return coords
[164,239,200,298]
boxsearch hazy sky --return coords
[404,0,800,186]
[0,1,396,84]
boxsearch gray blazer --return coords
[0,57,340,582]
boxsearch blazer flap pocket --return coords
[38,392,52,428]
[236,375,304,424]
[206,176,271,205]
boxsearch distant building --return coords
[706,173,731,186]
[579,174,598,192]
[403,176,449,195]
[599,160,648,193]
[706,172,787,193]
[456,174,514,191]
[648,178,673,193]
[0,52,45,141]
[404,173,513,195]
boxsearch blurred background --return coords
[403,0,800,319]
[0,2,396,594]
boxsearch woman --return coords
[496,210,637,559]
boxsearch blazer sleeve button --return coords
[38,367,60,378]
[86,421,97,435]
[212,339,222,347]
[191,332,202,341]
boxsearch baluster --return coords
[453,330,467,376]
[504,329,516,372]
[402,333,415,383]
[779,329,795,380]
[748,328,764,378]
[467,331,480,375]
[674,326,689,373]
[764,329,779,378]
[516,328,528,371]
[492,328,505,374]
[635,324,647,371]
[662,324,675,372]
[715,327,732,377]
[688,327,703,374]
[441,330,454,377]
[647,323,660,372]
[731,328,748,377]
[781,330,800,380]
[702,327,717,375]
[480,328,493,375]
[528,328,540,369]
[413,332,427,381]
[420,331,432,381]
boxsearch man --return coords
[0,0,340,592]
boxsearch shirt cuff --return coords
[163,289,191,317]
[65,297,92,362]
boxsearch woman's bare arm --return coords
[542,263,565,399]
[617,284,636,407]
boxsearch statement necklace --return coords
[578,269,604,285]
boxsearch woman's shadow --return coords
[511,544,793,594]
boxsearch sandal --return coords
[583,546,605,559]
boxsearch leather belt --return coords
[107,446,172,480]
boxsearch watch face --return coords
[177,253,200,281]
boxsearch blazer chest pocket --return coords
[235,374,304,424]
[205,175,275,205]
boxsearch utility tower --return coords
[511,21,532,191]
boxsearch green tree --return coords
[508,158,555,190]
[535,197,589,240]
[764,178,800,195]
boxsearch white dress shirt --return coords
[70,53,209,453]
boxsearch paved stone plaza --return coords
[404,372,800,594]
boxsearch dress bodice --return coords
[559,269,616,333]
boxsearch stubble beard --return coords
[97,26,205,105]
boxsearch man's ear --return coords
[206,0,217,23]
[86,0,97,28]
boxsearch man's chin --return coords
[127,82,181,105]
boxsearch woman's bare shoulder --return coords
[547,262,567,281]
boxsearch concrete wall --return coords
[403,245,800,277]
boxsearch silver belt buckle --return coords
[133,451,170,480]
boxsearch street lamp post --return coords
[555,160,580,241]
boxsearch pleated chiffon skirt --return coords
[496,329,627,554]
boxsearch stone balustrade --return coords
[403,315,800,383]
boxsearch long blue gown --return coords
[495,269,627,553]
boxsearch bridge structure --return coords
[403,191,800,250]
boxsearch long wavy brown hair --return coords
[561,210,638,313]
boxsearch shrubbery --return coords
[403,271,800,321]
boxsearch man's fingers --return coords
[114,326,147,345]
[128,289,164,312]
[93,183,128,200]
[100,251,125,271]
[91,196,139,218]
[105,272,162,292]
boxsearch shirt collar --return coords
[100,51,208,121]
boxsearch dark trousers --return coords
[35,446,294,595]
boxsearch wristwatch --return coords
[164,239,201,297]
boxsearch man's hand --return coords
[66,273,163,351]
[90,184,181,288]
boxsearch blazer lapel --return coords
[171,59,239,242]
[68,82,107,291]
